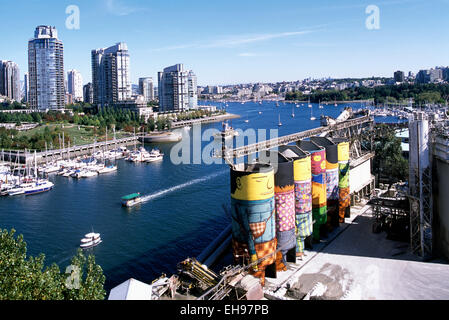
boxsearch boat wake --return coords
[140,170,227,203]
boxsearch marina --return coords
[1,100,447,297]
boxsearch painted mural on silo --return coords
[261,151,296,271]
[311,137,340,231]
[230,163,277,285]
[297,140,327,241]
[336,139,350,222]
[279,145,313,258]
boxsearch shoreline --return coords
[283,99,373,103]
[200,98,374,104]
[169,112,240,129]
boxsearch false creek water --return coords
[0,100,402,293]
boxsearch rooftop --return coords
[264,203,449,300]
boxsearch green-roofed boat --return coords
[121,193,142,207]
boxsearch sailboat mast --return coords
[62,131,65,161]
[34,150,37,178]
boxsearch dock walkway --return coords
[1,135,139,164]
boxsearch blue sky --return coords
[1,0,448,86]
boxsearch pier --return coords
[1,135,139,165]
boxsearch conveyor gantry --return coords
[219,115,374,162]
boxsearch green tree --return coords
[373,125,409,183]
[147,117,155,132]
[0,229,106,300]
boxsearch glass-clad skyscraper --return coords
[158,64,197,112]
[28,26,65,110]
[91,42,131,107]
[0,60,21,101]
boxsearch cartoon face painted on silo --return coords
[231,166,275,201]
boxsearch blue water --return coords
[0,101,395,293]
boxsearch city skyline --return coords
[0,0,449,86]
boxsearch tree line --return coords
[0,125,71,151]
[285,83,449,105]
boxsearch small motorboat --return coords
[121,193,142,207]
[145,149,164,163]
[97,165,118,174]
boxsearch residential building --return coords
[206,85,214,94]
[158,64,190,112]
[394,70,405,83]
[138,77,154,102]
[416,70,430,84]
[67,69,83,101]
[0,60,21,101]
[83,82,93,104]
[65,93,73,105]
[430,68,443,83]
[416,68,444,84]
[443,68,449,81]
[91,42,131,107]
[23,72,29,102]
[187,70,198,109]
[28,26,65,110]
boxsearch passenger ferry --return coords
[80,232,102,249]
[121,193,142,207]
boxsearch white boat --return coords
[80,170,99,178]
[8,182,35,196]
[24,180,54,195]
[7,179,53,196]
[63,169,76,177]
[98,165,118,174]
[39,164,60,174]
[1,185,15,196]
[71,169,97,179]
[80,232,102,249]
[278,114,282,126]
[145,149,164,163]
[310,106,316,121]
[126,147,152,162]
